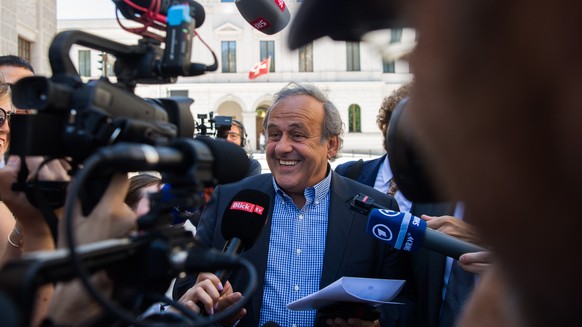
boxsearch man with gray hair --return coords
[174,82,417,326]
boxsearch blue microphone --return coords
[366,209,485,259]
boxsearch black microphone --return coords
[367,209,485,260]
[114,0,206,28]
[96,136,250,185]
[235,0,291,35]
[216,189,271,283]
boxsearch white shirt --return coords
[374,155,412,213]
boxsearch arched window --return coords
[348,104,361,133]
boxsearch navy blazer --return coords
[194,171,417,327]
[336,156,456,327]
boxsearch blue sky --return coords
[57,0,117,19]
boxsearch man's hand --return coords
[420,215,482,246]
[177,272,246,325]
[459,251,493,275]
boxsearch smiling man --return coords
[174,82,417,327]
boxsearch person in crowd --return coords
[125,173,163,217]
[0,77,15,259]
[0,55,72,326]
[289,0,582,326]
[175,82,416,327]
[0,54,36,261]
[0,55,34,86]
[335,82,489,327]
[0,56,49,264]
[224,119,262,176]
[335,83,491,326]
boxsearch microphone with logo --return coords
[190,189,271,316]
[367,209,485,260]
[235,0,291,35]
[216,189,271,283]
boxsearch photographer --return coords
[223,119,262,176]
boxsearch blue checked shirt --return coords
[258,172,332,327]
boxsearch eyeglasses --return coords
[0,107,14,127]
[227,132,241,140]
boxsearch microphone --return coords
[235,0,291,35]
[366,209,485,260]
[114,0,206,28]
[217,189,271,283]
[192,188,270,317]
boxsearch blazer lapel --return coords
[238,175,276,325]
[319,172,355,288]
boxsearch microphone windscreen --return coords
[366,209,426,252]
[221,189,271,249]
[236,0,291,35]
[122,0,206,28]
[194,136,250,185]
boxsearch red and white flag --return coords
[248,57,271,80]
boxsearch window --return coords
[390,28,403,43]
[298,42,313,72]
[383,29,403,74]
[346,42,360,71]
[18,37,31,63]
[78,50,91,77]
[260,41,275,72]
[383,61,396,73]
[169,90,189,97]
[348,104,361,132]
[106,55,115,77]
[221,41,237,73]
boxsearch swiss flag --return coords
[248,57,271,80]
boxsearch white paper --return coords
[286,277,405,311]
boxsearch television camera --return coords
[0,1,255,327]
[194,112,235,139]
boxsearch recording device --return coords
[214,115,234,140]
[9,0,219,215]
[236,0,291,35]
[217,189,271,283]
[10,25,213,162]
[194,112,236,139]
[0,139,255,327]
[91,136,250,186]
[0,2,258,325]
[366,208,485,260]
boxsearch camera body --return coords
[10,29,197,164]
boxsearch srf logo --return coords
[230,201,265,215]
[273,0,286,11]
[250,17,270,30]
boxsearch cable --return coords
[63,145,258,326]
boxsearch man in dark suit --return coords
[176,82,417,327]
[335,84,485,327]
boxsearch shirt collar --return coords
[272,165,333,205]
[379,155,393,185]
